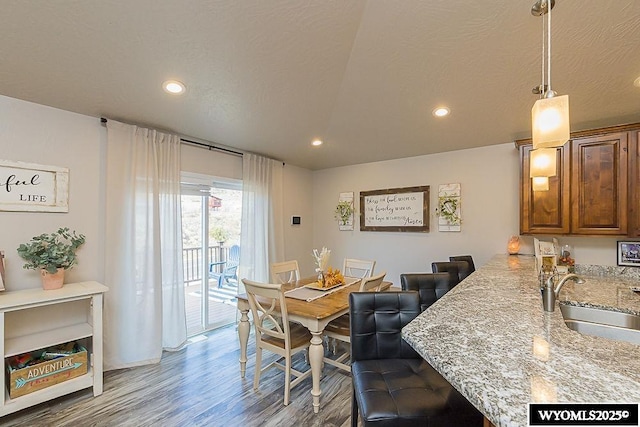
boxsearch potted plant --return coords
[17,228,86,290]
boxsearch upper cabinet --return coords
[520,143,570,234]
[570,133,627,235]
[630,130,640,237]
[517,123,640,236]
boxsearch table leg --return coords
[309,331,324,413]
[238,307,250,378]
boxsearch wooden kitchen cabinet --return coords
[517,123,640,236]
[629,130,640,237]
[520,144,570,234]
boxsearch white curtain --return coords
[239,153,284,288]
[104,120,187,370]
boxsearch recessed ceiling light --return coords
[432,107,450,117]
[163,80,186,95]
[311,139,323,146]
[634,76,640,88]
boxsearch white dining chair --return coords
[242,279,312,406]
[322,271,387,372]
[342,258,376,278]
[270,260,300,284]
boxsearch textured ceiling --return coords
[0,0,639,170]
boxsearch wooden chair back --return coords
[343,258,376,278]
[270,260,300,284]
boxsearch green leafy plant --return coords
[210,226,229,243]
[334,201,354,225]
[17,228,86,273]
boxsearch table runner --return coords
[285,277,360,302]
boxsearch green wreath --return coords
[438,196,460,225]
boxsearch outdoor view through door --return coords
[181,174,242,337]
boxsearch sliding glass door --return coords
[181,173,242,336]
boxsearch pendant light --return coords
[532,176,550,192]
[531,0,569,149]
[530,147,557,178]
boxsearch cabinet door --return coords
[629,131,640,237]
[570,133,628,235]
[520,144,570,234]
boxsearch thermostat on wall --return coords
[291,215,301,225]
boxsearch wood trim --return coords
[514,122,640,148]
[629,130,640,236]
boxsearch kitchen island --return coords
[402,254,640,427]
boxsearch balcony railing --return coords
[183,245,231,285]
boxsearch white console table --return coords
[0,281,108,416]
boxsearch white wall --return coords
[0,95,105,290]
[0,95,316,292]
[282,164,314,276]
[0,94,623,293]
[312,143,625,286]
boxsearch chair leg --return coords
[351,387,359,427]
[253,347,262,390]
[284,354,291,406]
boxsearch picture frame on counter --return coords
[617,241,640,267]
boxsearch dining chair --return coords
[449,255,476,274]
[350,291,483,427]
[270,260,300,284]
[342,258,376,278]
[242,279,312,406]
[431,260,472,285]
[322,271,386,372]
[400,272,455,312]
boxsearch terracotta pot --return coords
[40,268,65,290]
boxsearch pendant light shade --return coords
[532,94,570,148]
[529,147,557,177]
[532,176,550,191]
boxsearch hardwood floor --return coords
[2,324,354,427]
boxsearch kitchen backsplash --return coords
[575,264,640,280]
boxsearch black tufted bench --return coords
[349,292,483,427]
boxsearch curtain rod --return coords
[100,117,243,157]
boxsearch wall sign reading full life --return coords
[0,160,69,213]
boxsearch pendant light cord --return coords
[547,0,552,94]
[540,6,545,98]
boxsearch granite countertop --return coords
[402,254,640,427]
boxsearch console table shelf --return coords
[0,281,107,417]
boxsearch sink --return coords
[559,304,640,345]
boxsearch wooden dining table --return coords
[236,276,392,413]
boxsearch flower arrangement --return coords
[312,247,331,274]
[17,228,86,274]
[312,247,345,288]
[322,267,344,288]
[334,201,354,225]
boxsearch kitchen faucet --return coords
[542,273,585,312]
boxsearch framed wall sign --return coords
[359,185,429,232]
[0,160,69,212]
[617,241,640,267]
